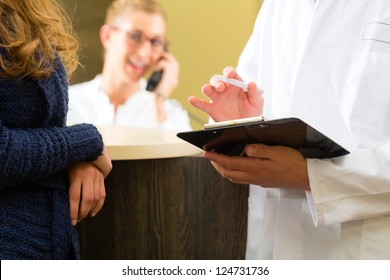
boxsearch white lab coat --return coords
[67,75,192,131]
[238,0,390,259]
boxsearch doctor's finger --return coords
[247,82,263,101]
[202,84,220,98]
[203,151,250,171]
[209,76,227,93]
[210,161,252,184]
[222,66,240,79]
[188,96,212,114]
[245,144,277,159]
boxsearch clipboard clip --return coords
[204,116,265,130]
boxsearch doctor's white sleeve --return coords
[306,142,390,226]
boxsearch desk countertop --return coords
[97,126,203,160]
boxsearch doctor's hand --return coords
[68,162,107,225]
[203,144,310,190]
[188,66,264,122]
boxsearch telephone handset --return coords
[146,46,168,92]
[146,69,163,91]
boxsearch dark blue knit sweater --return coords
[0,54,104,259]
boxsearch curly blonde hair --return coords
[0,0,79,79]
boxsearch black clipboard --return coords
[177,117,349,159]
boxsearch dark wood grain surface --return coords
[77,156,248,260]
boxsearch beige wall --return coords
[64,0,261,129]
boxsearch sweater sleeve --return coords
[0,120,103,189]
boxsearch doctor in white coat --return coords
[189,0,390,259]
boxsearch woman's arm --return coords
[0,122,104,189]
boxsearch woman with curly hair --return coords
[0,0,112,259]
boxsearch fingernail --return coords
[71,220,77,226]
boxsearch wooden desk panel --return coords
[77,156,248,260]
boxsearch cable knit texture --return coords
[0,50,104,259]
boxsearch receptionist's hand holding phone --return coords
[146,48,179,99]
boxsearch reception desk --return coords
[77,126,249,260]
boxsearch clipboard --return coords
[177,117,349,159]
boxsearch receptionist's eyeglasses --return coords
[110,26,166,51]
